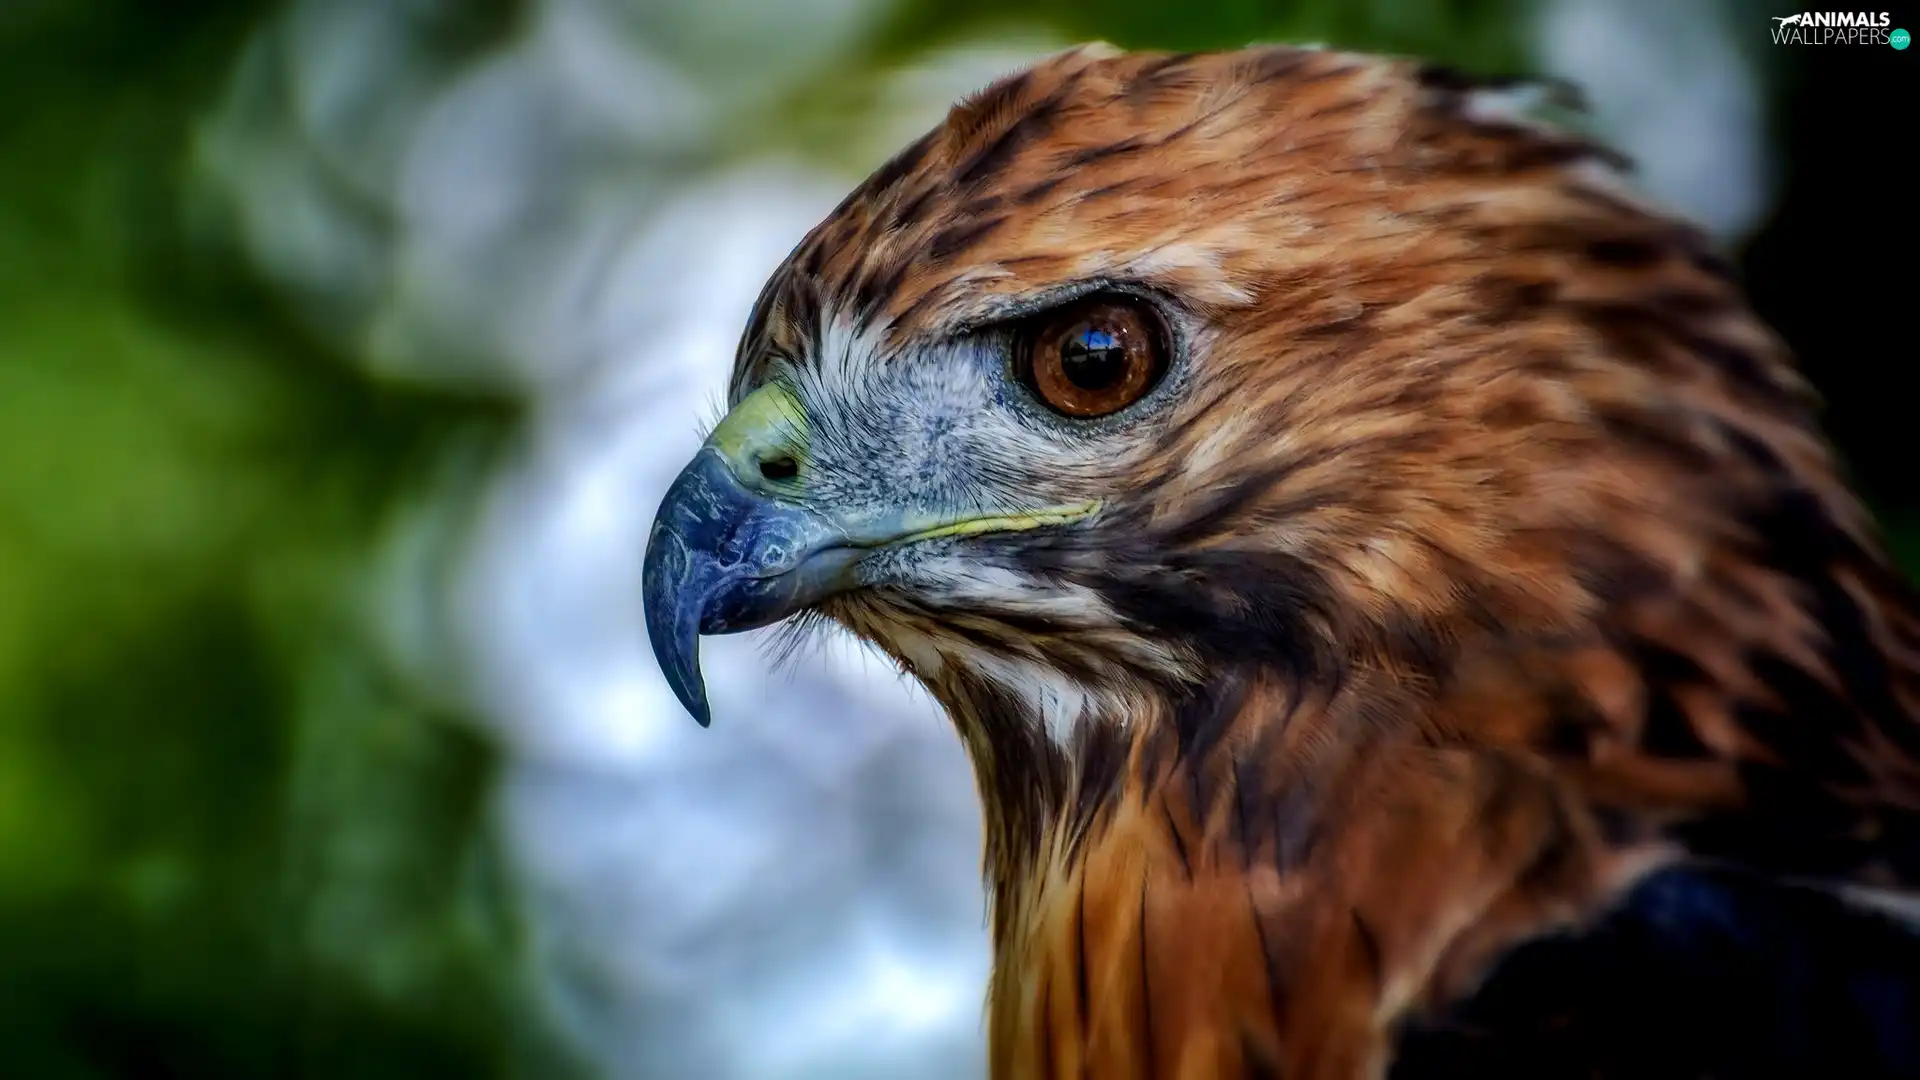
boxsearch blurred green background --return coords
[1,1,1911,1077]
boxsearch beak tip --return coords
[675,679,714,728]
[651,630,716,729]
[646,613,716,730]
[643,531,718,730]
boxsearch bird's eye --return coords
[1017,296,1167,418]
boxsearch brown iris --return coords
[1018,296,1167,418]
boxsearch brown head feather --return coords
[725,43,1920,1079]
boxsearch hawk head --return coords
[643,43,1868,866]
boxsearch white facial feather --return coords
[781,310,1164,747]
[794,314,1107,516]
[957,645,1110,747]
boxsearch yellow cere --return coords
[708,382,810,480]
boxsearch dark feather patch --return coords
[954,95,1063,187]
[1066,714,1132,856]
[1167,669,1252,776]
[1067,135,1153,167]
[1161,798,1192,879]
[1393,865,1920,1079]
[1584,236,1665,269]
[1351,908,1385,992]
[1244,1034,1287,1080]
[1016,175,1067,205]
[1625,641,1715,759]
[1137,871,1159,1079]
[927,215,1008,262]
[848,256,912,323]
[862,128,939,200]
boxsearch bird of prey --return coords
[643,44,1920,1079]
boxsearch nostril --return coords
[758,455,799,482]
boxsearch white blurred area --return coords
[1533,0,1773,244]
[190,1,1773,1076]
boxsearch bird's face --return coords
[646,63,1324,730]
[644,43,1796,737]
[646,272,1204,727]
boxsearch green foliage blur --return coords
[0,0,1910,1078]
[0,3,538,1076]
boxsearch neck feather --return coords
[928,658,1275,945]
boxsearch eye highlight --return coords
[1016,295,1168,418]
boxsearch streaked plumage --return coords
[643,43,1920,1079]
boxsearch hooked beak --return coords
[642,383,1098,727]
[642,447,862,727]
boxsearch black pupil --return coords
[1059,323,1128,390]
